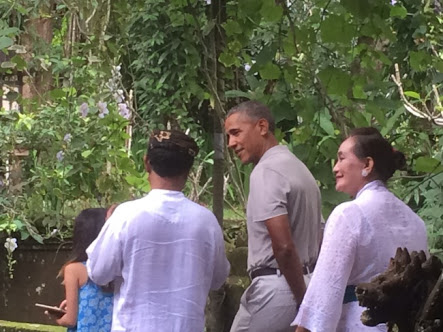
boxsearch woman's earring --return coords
[362,169,368,177]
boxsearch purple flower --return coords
[56,150,64,162]
[63,133,72,143]
[118,103,131,120]
[244,64,251,72]
[98,101,109,118]
[79,103,89,118]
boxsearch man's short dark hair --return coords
[227,100,276,133]
[147,130,199,177]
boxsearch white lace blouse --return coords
[292,180,428,332]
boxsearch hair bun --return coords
[393,149,406,170]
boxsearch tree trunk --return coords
[206,0,227,331]
[212,117,225,225]
[21,2,54,99]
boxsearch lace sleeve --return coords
[292,204,359,332]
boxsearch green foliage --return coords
[219,0,443,247]
[0,0,145,258]
[1,0,442,261]
[126,0,207,129]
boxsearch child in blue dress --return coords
[47,208,113,331]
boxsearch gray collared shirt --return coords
[246,145,322,274]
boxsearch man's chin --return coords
[239,157,252,165]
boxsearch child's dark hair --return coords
[59,208,107,277]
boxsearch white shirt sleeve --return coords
[292,203,360,332]
[86,208,124,286]
[210,222,230,290]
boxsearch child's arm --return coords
[55,263,81,328]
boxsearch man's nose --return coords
[332,162,339,173]
[227,136,236,149]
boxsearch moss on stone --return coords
[227,247,248,277]
[0,320,64,332]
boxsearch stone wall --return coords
[0,239,250,329]
[0,240,71,324]
[222,246,249,331]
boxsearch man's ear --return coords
[143,155,152,173]
[257,118,269,136]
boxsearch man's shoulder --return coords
[253,149,304,180]
[186,199,219,223]
[106,196,151,225]
[113,196,146,213]
[183,197,213,212]
[260,147,302,168]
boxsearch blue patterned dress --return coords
[67,263,113,332]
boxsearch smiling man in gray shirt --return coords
[225,101,322,332]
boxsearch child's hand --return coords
[44,309,64,319]
[59,299,67,311]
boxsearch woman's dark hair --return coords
[349,127,406,182]
[59,208,107,277]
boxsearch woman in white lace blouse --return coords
[293,127,428,332]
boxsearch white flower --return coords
[205,0,211,4]
[63,133,72,143]
[244,64,251,72]
[4,238,17,253]
[113,90,125,103]
[51,229,58,236]
[35,285,43,295]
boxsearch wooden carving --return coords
[355,248,443,332]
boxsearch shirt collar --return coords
[147,189,185,197]
[259,145,288,163]
[356,180,386,198]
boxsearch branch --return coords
[391,63,443,126]
[100,0,111,50]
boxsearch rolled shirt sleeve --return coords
[248,167,289,222]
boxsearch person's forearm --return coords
[86,258,115,286]
[56,314,76,328]
[275,247,306,305]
